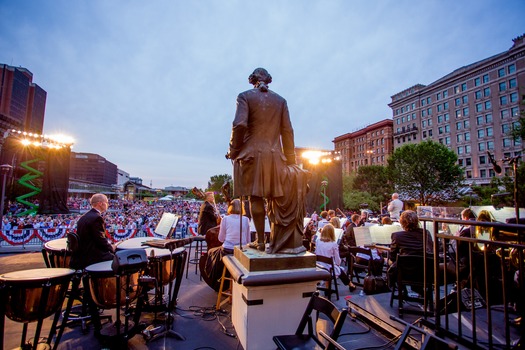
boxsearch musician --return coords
[387,193,404,220]
[198,191,220,236]
[70,193,114,270]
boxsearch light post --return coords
[366,150,374,165]
[0,164,13,230]
[488,151,521,223]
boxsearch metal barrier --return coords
[419,217,524,349]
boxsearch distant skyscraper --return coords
[70,152,118,185]
[389,34,525,184]
[0,64,46,136]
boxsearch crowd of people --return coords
[0,196,228,235]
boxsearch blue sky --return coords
[1,0,524,189]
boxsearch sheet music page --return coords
[154,213,179,237]
[369,225,398,245]
[354,227,372,246]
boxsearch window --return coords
[483,74,489,83]
[437,104,443,112]
[509,78,517,89]
[427,97,431,104]
[457,146,464,155]
[438,115,443,123]
[438,126,444,134]
[475,90,482,99]
[401,116,406,123]
[445,125,450,132]
[458,159,464,166]
[444,113,449,121]
[486,127,493,137]
[445,137,451,145]
[428,130,432,137]
[489,169,496,177]
[444,101,449,110]
[510,92,518,103]
[484,87,491,97]
[428,119,433,126]
[423,131,427,138]
[474,77,481,86]
[478,142,486,151]
[480,169,486,178]
[466,158,472,166]
[463,107,469,116]
[485,114,492,123]
[477,116,483,125]
[466,170,472,179]
[487,141,494,150]
[484,101,492,110]
[462,95,468,103]
[479,155,486,164]
[500,96,508,105]
[437,92,441,100]
[421,99,426,106]
[456,122,462,130]
[498,68,505,77]
[511,107,519,117]
[454,85,460,94]
[457,134,463,142]
[508,64,516,74]
[503,138,511,147]
[422,120,427,127]
[422,110,426,117]
[443,90,448,98]
[427,108,432,115]
[501,109,509,118]
[499,82,507,92]
[465,145,471,153]
[455,110,461,118]
[465,132,470,141]
[502,123,510,133]
[461,83,467,91]
[455,98,461,106]
[477,129,485,138]
[464,120,470,128]
[476,103,483,112]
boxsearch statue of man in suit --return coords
[227,68,309,254]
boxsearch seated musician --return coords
[387,210,433,289]
[70,193,114,270]
[202,199,250,291]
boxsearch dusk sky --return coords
[1,1,524,189]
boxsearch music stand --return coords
[154,213,179,238]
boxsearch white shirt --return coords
[218,214,251,251]
[387,198,404,219]
[315,239,343,277]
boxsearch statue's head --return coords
[248,68,272,91]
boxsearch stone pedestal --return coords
[223,247,329,350]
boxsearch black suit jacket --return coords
[70,208,114,270]
[198,201,217,236]
[390,228,433,263]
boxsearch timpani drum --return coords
[0,268,74,323]
[117,237,182,285]
[85,260,141,309]
[43,238,71,268]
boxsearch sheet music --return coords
[354,227,373,246]
[154,213,179,237]
[369,225,398,245]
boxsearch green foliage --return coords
[343,191,380,212]
[353,165,393,203]
[342,173,355,193]
[387,140,464,205]
[207,174,232,203]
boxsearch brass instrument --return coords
[474,225,494,251]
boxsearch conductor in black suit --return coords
[70,193,114,270]
[198,191,219,236]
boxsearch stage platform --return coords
[347,291,522,349]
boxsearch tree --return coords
[343,190,379,212]
[387,140,464,206]
[207,174,232,203]
[353,165,393,203]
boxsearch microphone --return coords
[487,151,502,174]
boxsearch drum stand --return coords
[141,246,187,342]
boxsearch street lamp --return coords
[487,151,521,223]
[0,164,13,230]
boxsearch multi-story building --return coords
[69,152,118,185]
[333,119,394,174]
[0,64,46,137]
[389,34,525,184]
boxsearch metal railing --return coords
[418,217,524,349]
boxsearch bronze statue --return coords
[227,68,309,254]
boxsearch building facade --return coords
[389,34,525,184]
[69,152,118,185]
[333,119,394,174]
[0,64,46,137]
